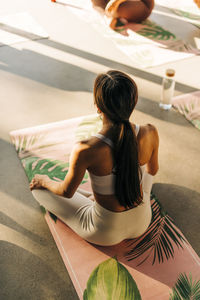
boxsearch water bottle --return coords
[159,69,175,110]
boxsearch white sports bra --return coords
[89,125,143,195]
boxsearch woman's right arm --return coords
[30,143,90,198]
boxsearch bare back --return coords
[85,123,159,211]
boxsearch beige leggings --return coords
[32,185,152,246]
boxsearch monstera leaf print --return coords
[192,120,200,130]
[22,156,88,183]
[83,257,142,300]
[22,156,69,182]
[11,133,45,154]
[11,132,63,160]
[169,273,200,300]
[125,195,186,265]
[137,20,176,41]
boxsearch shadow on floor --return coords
[0,138,40,209]
[0,40,194,126]
[0,23,198,94]
[39,39,198,94]
[136,96,192,127]
[0,44,96,92]
[0,212,47,246]
[152,183,200,256]
[0,137,79,299]
[0,241,79,300]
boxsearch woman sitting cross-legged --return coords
[30,70,159,246]
[91,0,154,30]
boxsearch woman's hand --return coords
[30,174,49,191]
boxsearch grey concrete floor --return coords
[0,0,200,299]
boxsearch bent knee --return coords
[115,0,154,22]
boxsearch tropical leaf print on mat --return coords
[83,257,142,300]
[125,195,186,265]
[11,132,64,160]
[40,205,58,223]
[137,20,176,41]
[11,133,45,154]
[22,157,70,223]
[22,156,89,222]
[172,92,200,131]
[171,9,200,21]
[22,156,88,183]
[22,157,69,182]
[75,115,102,142]
[169,273,200,300]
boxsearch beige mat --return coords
[0,12,48,47]
[155,0,200,27]
[52,0,199,68]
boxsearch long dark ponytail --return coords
[94,70,142,208]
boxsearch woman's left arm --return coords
[30,143,89,198]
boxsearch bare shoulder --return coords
[139,124,158,136]
[136,124,159,148]
[74,140,90,149]
[71,141,91,157]
[72,137,102,158]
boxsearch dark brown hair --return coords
[94,70,142,208]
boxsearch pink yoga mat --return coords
[10,114,200,299]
